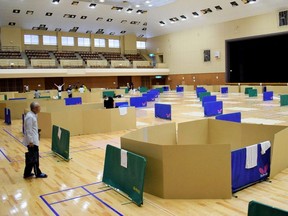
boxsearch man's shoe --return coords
[23,173,34,178]
[36,173,48,178]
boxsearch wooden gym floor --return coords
[1,91,288,216]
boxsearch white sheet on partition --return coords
[242,118,285,125]
[120,149,128,168]
[119,106,127,116]
[226,107,258,111]
[181,112,204,117]
[58,128,62,140]
[245,144,258,169]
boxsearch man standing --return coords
[23,102,47,178]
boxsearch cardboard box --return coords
[121,119,288,199]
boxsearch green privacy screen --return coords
[199,92,211,101]
[248,89,258,97]
[51,125,70,161]
[280,95,288,106]
[102,144,146,206]
[103,91,115,98]
[248,201,288,216]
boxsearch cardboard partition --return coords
[198,85,214,93]
[14,93,34,99]
[220,85,239,93]
[270,127,288,178]
[266,86,288,94]
[0,95,5,101]
[72,92,102,103]
[263,91,273,101]
[0,92,17,99]
[121,119,288,199]
[39,107,136,138]
[123,122,177,145]
[215,112,241,123]
[162,144,231,199]
[179,85,194,91]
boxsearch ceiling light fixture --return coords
[52,0,60,4]
[135,4,140,8]
[192,12,199,17]
[99,0,105,2]
[159,21,166,26]
[89,3,96,8]
[180,15,187,20]
[126,8,133,13]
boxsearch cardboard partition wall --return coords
[39,107,136,138]
[220,85,239,93]
[121,119,288,199]
[72,92,102,103]
[179,85,194,91]
[266,86,288,94]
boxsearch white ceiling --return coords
[0,0,287,38]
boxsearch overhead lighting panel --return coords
[89,3,96,8]
[159,21,166,26]
[192,12,199,17]
[52,0,60,4]
[180,15,187,20]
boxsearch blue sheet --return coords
[216,112,241,123]
[64,97,82,106]
[176,87,184,92]
[202,95,216,107]
[204,101,223,117]
[163,86,169,91]
[221,87,228,94]
[142,93,156,102]
[115,102,129,108]
[196,87,207,98]
[155,103,171,120]
[4,108,11,125]
[263,91,273,101]
[231,144,270,193]
[130,97,147,108]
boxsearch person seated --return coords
[103,95,114,109]
[34,90,41,98]
[78,85,85,93]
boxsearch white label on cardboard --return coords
[120,149,128,168]
[58,128,62,140]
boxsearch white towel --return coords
[245,144,258,169]
[260,141,271,155]
[119,106,128,116]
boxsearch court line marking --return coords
[2,128,25,146]
[40,181,123,216]
[0,149,11,162]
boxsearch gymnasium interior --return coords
[1,0,288,215]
